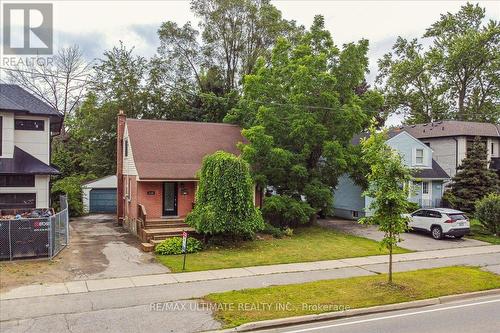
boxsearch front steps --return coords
[140,217,195,252]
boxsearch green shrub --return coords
[51,175,89,216]
[261,223,285,238]
[186,151,265,237]
[262,195,315,228]
[406,201,420,213]
[475,193,500,235]
[155,237,202,255]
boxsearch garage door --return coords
[89,188,117,213]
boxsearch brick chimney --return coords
[116,110,126,224]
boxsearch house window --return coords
[352,211,359,218]
[416,149,424,164]
[0,175,35,187]
[0,193,36,209]
[124,139,128,157]
[14,119,44,131]
[492,143,495,156]
[422,182,429,194]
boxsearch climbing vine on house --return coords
[186,151,265,237]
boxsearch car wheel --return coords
[431,226,443,240]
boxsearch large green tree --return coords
[377,3,500,124]
[225,16,384,218]
[52,43,148,178]
[150,0,303,122]
[445,137,500,213]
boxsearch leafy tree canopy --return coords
[377,3,500,124]
[225,15,384,217]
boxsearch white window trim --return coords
[415,148,424,165]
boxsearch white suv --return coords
[405,208,470,240]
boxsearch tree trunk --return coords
[309,213,317,225]
[458,83,467,120]
[388,242,393,284]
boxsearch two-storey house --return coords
[401,121,500,178]
[333,129,450,220]
[0,84,62,210]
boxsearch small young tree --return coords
[186,151,265,237]
[445,137,500,213]
[359,125,413,284]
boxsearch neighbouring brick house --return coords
[116,112,262,249]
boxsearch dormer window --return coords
[15,119,44,131]
[416,149,424,164]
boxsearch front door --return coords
[163,182,178,216]
[421,181,432,207]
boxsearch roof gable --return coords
[126,119,244,179]
[387,130,432,151]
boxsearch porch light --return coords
[180,183,188,195]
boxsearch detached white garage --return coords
[82,176,117,214]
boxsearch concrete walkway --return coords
[1,249,499,332]
[2,245,499,301]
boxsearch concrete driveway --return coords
[319,218,488,251]
[0,214,168,292]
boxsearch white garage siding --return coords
[82,175,117,213]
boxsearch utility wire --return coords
[0,65,341,111]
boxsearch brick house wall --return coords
[123,175,137,219]
[177,182,196,217]
[137,182,163,219]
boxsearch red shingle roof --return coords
[126,119,244,180]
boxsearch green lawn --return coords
[156,226,410,272]
[467,219,500,244]
[205,266,500,328]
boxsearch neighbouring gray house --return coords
[400,121,500,179]
[333,129,450,220]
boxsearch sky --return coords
[1,0,499,125]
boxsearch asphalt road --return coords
[260,295,500,333]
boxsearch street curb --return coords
[213,289,500,332]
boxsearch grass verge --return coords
[156,226,410,272]
[467,219,500,244]
[204,266,500,328]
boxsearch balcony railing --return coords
[410,198,444,208]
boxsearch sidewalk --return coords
[2,244,499,301]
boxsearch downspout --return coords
[453,137,459,176]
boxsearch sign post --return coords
[181,230,188,271]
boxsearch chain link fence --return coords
[0,195,69,261]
